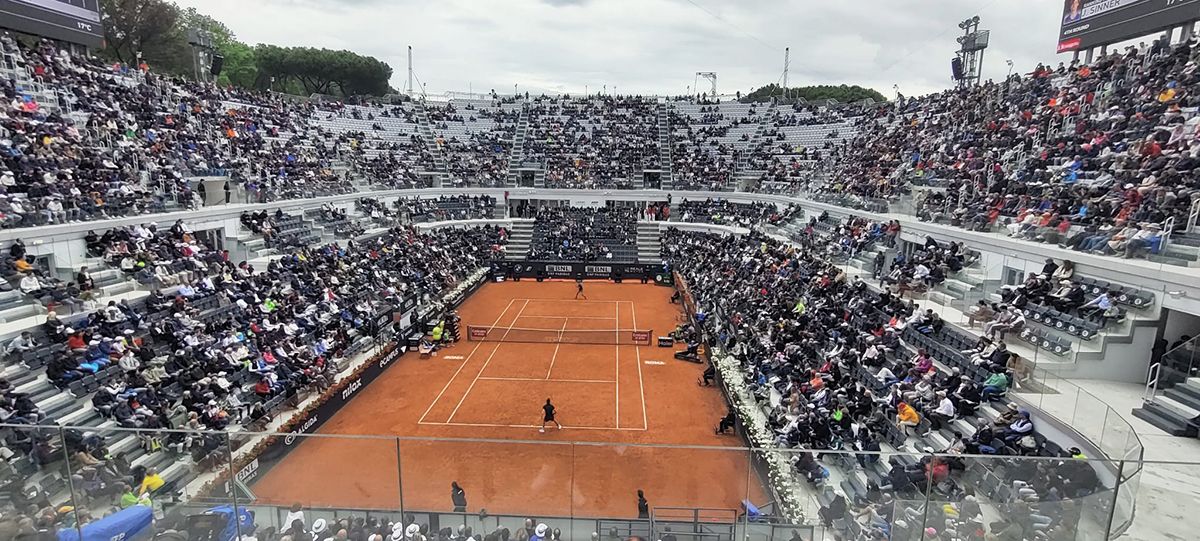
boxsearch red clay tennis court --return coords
[249,280,766,518]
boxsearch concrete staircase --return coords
[234,234,279,262]
[734,120,769,191]
[1133,377,1200,437]
[0,290,45,323]
[507,106,530,187]
[636,222,662,263]
[413,102,449,183]
[504,221,534,260]
[1152,231,1200,267]
[657,104,673,190]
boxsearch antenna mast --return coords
[696,72,717,98]
[782,47,790,99]
[407,46,414,94]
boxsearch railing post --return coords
[395,437,406,517]
[1143,362,1160,403]
[58,426,85,541]
[1188,198,1200,233]
[919,451,934,536]
[226,435,244,541]
[1104,460,1126,539]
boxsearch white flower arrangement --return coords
[710,338,809,523]
[420,267,488,317]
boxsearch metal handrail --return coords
[1162,215,1176,248]
[1143,362,1161,404]
[1188,197,1200,233]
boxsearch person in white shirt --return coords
[43,198,65,224]
[19,274,42,296]
[929,390,956,431]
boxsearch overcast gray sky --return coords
[172,0,1070,98]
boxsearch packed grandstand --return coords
[0,9,1198,541]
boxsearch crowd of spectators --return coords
[431,101,519,188]
[0,34,432,227]
[667,107,745,191]
[0,221,505,524]
[146,510,580,541]
[526,206,638,261]
[833,36,1200,262]
[876,236,974,297]
[340,134,430,190]
[664,226,1100,539]
[523,97,659,189]
[404,195,498,222]
[675,199,801,227]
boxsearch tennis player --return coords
[575,279,587,300]
[540,398,563,432]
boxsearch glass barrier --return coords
[3,424,1188,541]
[398,438,574,519]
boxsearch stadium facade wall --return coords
[5,187,1194,306]
[8,187,1199,379]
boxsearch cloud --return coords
[170,0,1065,98]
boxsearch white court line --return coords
[417,420,646,431]
[446,299,531,422]
[517,315,618,320]
[479,376,615,383]
[630,300,649,430]
[615,300,620,429]
[520,298,620,304]
[544,318,570,379]
[418,298,516,424]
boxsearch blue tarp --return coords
[57,505,154,541]
[206,505,255,541]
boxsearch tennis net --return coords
[467,325,653,345]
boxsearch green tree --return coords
[254,45,392,97]
[741,83,887,104]
[100,0,188,70]
[99,1,389,95]
[217,41,258,88]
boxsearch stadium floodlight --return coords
[953,16,988,88]
[695,72,717,99]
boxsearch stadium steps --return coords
[1170,231,1200,248]
[504,222,535,260]
[413,103,448,174]
[507,106,529,187]
[656,103,672,188]
[1148,242,1200,267]
[0,292,44,323]
[1164,378,1200,411]
[1132,402,1198,437]
[636,222,662,263]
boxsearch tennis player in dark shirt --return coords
[540,398,563,432]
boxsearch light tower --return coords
[694,72,717,99]
[953,16,989,88]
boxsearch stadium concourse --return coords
[0,27,1197,541]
